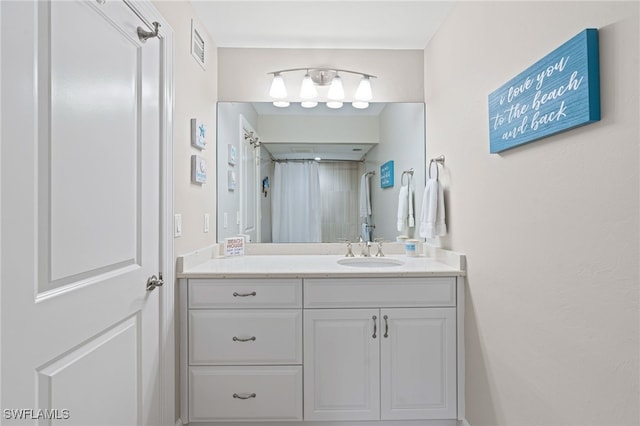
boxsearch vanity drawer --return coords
[304,277,456,308]
[189,310,302,365]
[188,278,302,309]
[189,366,303,422]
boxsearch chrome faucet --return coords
[359,237,372,257]
[374,239,385,257]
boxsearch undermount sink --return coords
[337,257,405,268]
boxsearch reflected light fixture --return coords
[268,68,376,109]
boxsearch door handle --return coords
[232,336,256,342]
[233,393,256,400]
[383,315,389,338]
[146,274,164,291]
[372,315,377,339]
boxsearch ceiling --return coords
[191,1,455,50]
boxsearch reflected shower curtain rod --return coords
[271,158,364,163]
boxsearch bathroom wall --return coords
[218,48,424,102]
[424,2,639,425]
[153,0,218,257]
[152,1,218,422]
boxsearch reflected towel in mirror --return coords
[359,173,372,218]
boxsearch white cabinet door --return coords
[304,309,380,421]
[380,308,457,420]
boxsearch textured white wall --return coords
[424,2,639,425]
[154,0,218,257]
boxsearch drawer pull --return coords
[233,291,257,297]
[383,315,389,338]
[233,393,256,400]
[372,315,377,339]
[232,336,256,342]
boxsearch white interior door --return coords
[1,1,164,424]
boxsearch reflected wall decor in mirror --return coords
[216,102,426,244]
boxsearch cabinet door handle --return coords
[233,291,256,297]
[372,315,377,339]
[383,315,389,338]
[232,336,256,342]
[233,393,256,400]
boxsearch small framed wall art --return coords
[191,155,207,184]
[380,160,394,188]
[191,118,207,150]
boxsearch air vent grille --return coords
[191,20,205,70]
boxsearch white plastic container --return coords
[405,239,420,256]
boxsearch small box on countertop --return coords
[224,237,245,256]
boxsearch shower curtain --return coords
[272,161,322,243]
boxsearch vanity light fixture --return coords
[267,68,376,109]
[353,75,373,109]
[300,71,319,109]
[269,73,289,108]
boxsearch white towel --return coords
[397,185,408,232]
[419,178,447,238]
[397,175,415,231]
[359,173,371,218]
[408,174,415,228]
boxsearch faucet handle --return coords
[338,238,355,257]
[374,239,385,257]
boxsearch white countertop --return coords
[177,253,465,279]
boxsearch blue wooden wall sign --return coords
[380,161,394,188]
[488,29,600,153]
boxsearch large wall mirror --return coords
[216,102,426,244]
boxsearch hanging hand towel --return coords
[359,173,371,218]
[419,178,447,238]
[408,174,415,228]
[397,185,409,232]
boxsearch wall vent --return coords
[191,19,205,70]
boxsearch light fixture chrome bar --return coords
[267,67,377,79]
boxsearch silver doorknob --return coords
[146,274,164,291]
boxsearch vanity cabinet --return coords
[181,274,464,425]
[304,277,457,422]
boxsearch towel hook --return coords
[401,168,414,186]
[428,155,445,181]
